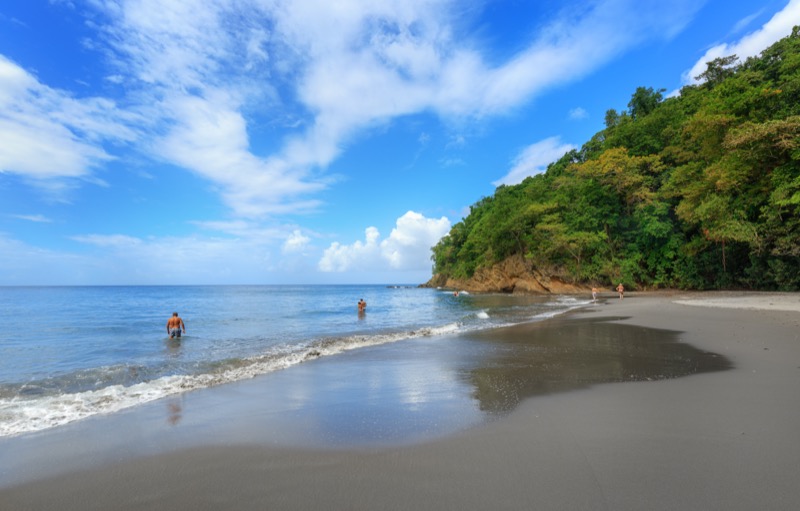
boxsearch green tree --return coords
[695,55,740,86]
[628,86,666,120]
[429,27,800,291]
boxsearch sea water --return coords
[0,285,588,437]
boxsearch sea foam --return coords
[0,325,469,437]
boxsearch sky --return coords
[0,0,798,285]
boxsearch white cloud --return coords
[4,0,706,218]
[493,137,576,187]
[319,211,450,272]
[0,221,293,285]
[193,219,254,235]
[569,107,588,120]
[382,211,451,270]
[0,217,445,285]
[153,93,325,216]
[683,0,800,85]
[0,234,89,285]
[290,0,701,134]
[192,219,305,251]
[282,230,311,254]
[70,234,143,248]
[0,56,134,180]
[730,9,766,35]
[57,232,281,284]
[11,214,52,223]
[88,0,325,217]
[318,226,382,272]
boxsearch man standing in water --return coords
[167,312,186,338]
[358,298,367,313]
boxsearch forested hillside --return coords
[430,27,800,291]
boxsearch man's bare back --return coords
[167,313,185,338]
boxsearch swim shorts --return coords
[170,328,182,338]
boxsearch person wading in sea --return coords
[167,312,186,338]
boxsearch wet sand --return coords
[2,291,800,510]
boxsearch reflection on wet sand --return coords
[463,316,732,413]
[166,398,183,426]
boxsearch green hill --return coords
[430,27,800,292]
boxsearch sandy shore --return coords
[2,291,799,510]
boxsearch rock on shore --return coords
[423,254,589,294]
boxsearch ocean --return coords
[0,285,589,438]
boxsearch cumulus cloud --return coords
[493,137,576,187]
[319,211,450,272]
[319,227,381,272]
[682,0,800,85]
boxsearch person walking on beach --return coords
[167,312,186,338]
[592,287,598,302]
[616,283,625,300]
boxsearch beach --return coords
[2,291,799,510]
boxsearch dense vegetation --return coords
[431,28,800,291]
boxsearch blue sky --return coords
[1,0,798,285]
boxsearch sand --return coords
[2,291,799,511]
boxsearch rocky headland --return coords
[422,254,592,294]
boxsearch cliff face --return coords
[424,254,590,294]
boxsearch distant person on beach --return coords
[358,299,367,313]
[592,287,598,301]
[167,312,186,338]
[616,283,625,300]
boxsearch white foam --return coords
[425,323,461,336]
[1,297,592,438]
[674,295,800,312]
[0,325,472,438]
[548,295,591,306]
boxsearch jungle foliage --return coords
[431,28,800,290]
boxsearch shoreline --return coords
[2,291,799,510]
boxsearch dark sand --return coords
[2,292,799,510]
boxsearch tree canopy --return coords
[431,27,800,291]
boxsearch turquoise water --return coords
[0,285,588,437]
